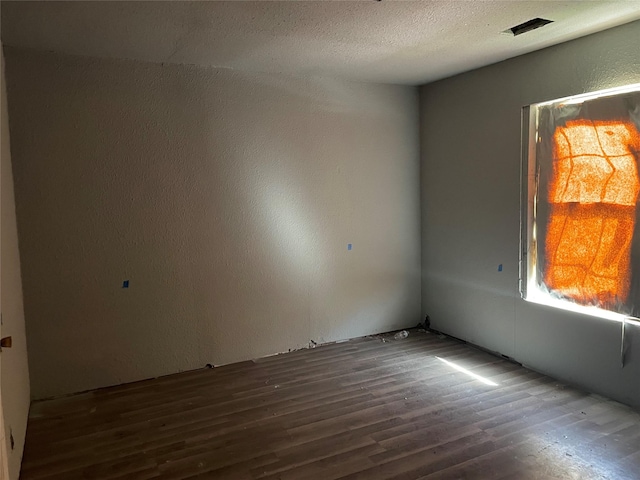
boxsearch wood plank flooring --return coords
[20,330,640,479]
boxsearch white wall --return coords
[4,47,421,399]
[420,20,640,408]
[1,48,30,480]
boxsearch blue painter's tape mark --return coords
[122,280,129,288]
[347,244,352,251]
[498,264,503,272]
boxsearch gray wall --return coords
[420,20,640,408]
[4,47,421,399]
[1,48,30,480]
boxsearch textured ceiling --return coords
[2,1,640,85]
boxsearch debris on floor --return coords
[394,330,409,340]
[367,333,388,343]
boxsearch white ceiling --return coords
[2,1,640,85]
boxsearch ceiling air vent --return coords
[506,18,553,36]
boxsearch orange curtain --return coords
[544,120,640,307]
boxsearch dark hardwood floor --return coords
[20,330,640,479]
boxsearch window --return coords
[521,84,640,321]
